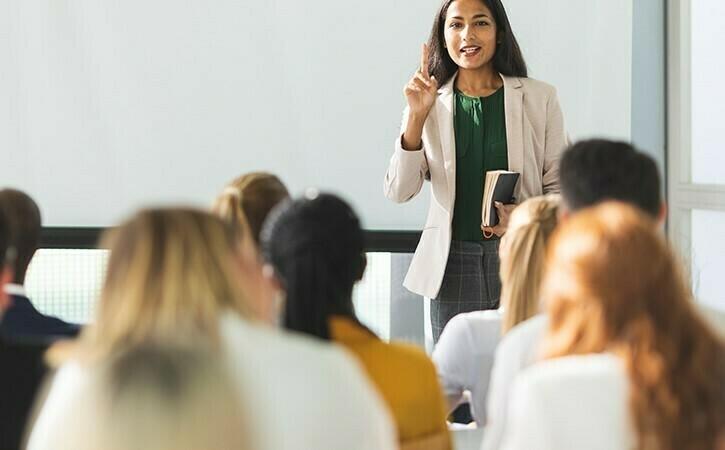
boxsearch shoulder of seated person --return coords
[500,314,548,345]
[0,334,49,354]
[221,313,332,352]
[493,315,548,366]
[386,339,433,362]
[518,353,623,388]
[220,313,345,359]
[382,341,440,382]
[445,310,501,331]
[459,309,501,323]
[347,335,438,377]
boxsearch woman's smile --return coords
[460,45,482,57]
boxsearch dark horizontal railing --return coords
[40,227,421,253]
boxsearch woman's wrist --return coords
[402,116,426,150]
[408,110,428,126]
[401,132,423,151]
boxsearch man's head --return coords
[559,139,665,223]
[0,207,14,315]
[0,189,41,284]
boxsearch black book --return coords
[481,170,520,227]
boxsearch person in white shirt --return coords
[481,139,670,450]
[500,202,725,450]
[432,195,559,424]
[46,342,253,450]
[26,208,396,450]
[0,188,80,339]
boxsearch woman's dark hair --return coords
[261,193,365,340]
[428,0,528,85]
[0,189,41,284]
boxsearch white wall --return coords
[0,0,631,229]
[505,0,632,142]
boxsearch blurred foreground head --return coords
[87,208,250,358]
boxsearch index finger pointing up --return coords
[421,43,430,78]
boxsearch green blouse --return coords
[452,87,508,241]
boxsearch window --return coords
[668,0,725,312]
[26,249,393,338]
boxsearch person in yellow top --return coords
[262,192,452,450]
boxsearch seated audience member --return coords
[262,192,451,450]
[212,172,289,247]
[432,195,558,425]
[26,208,396,450]
[0,209,49,450]
[0,189,80,339]
[49,342,252,450]
[500,203,725,450]
[482,139,667,450]
[212,172,289,324]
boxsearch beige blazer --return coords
[384,74,567,299]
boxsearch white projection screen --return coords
[0,1,631,229]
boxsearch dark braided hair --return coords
[261,193,366,340]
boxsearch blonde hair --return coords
[499,195,559,334]
[212,172,289,246]
[82,208,248,359]
[542,202,725,450]
[57,341,250,450]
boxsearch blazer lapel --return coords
[436,77,457,206]
[502,75,524,199]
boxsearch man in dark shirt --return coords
[0,207,49,450]
[0,189,79,339]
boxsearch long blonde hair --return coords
[56,341,250,450]
[83,208,249,359]
[542,202,725,450]
[212,172,289,246]
[499,195,559,334]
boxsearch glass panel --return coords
[353,253,391,341]
[691,0,725,184]
[25,249,108,324]
[23,249,393,339]
[691,210,725,312]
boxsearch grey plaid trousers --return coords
[431,239,502,343]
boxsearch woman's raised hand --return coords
[404,43,438,120]
[401,44,439,150]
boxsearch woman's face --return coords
[443,0,498,71]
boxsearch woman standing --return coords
[384,0,567,342]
